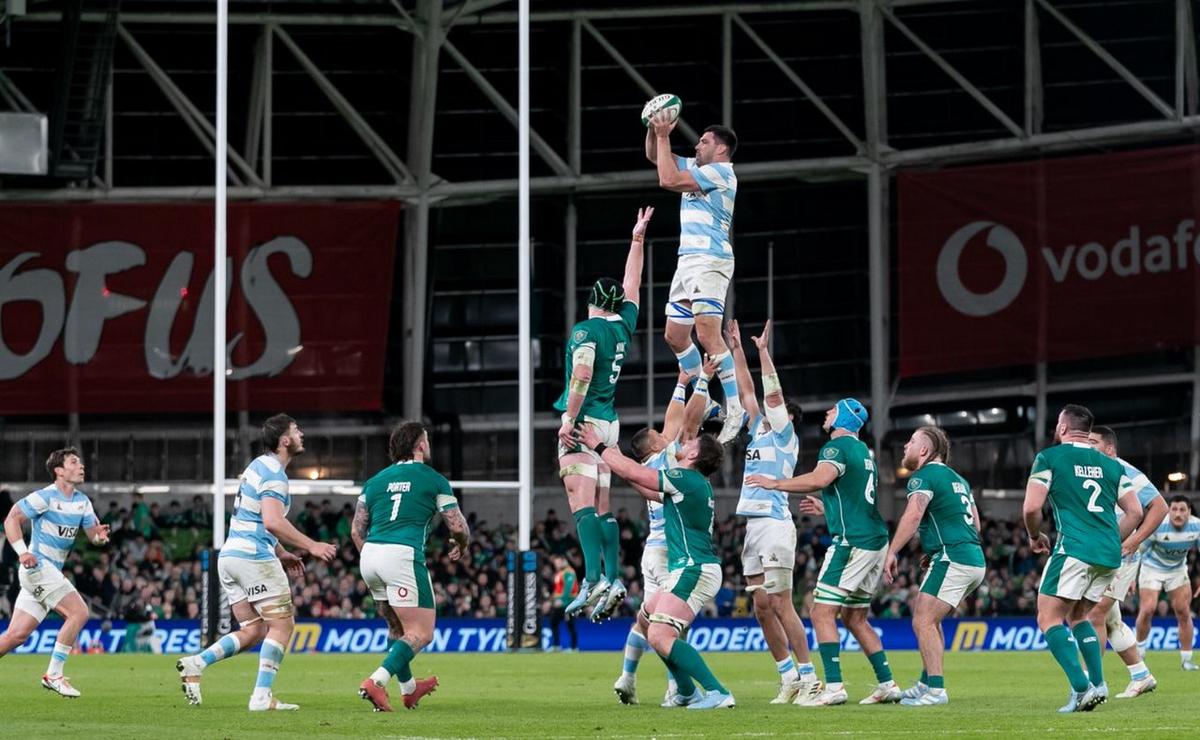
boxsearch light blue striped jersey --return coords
[16,485,97,572]
[737,414,799,520]
[221,454,290,561]
[1141,515,1200,571]
[1115,457,1162,565]
[674,155,736,260]
[642,441,680,550]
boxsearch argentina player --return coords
[0,448,110,698]
[645,111,743,444]
[177,414,337,711]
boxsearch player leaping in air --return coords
[554,207,651,617]
[645,111,743,444]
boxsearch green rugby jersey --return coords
[817,435,888,550]
[359,460,459,550]
[1029,442,1133,569]
[658,467,721,569]
[906,462,985,567]
[552,301,639,422]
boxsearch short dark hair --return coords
[1091,424,1118,453]
[785,400,802,421]
[691,434,725,476]
[630,428,656,462]
[389,421,428,462]
[1059,404,1094,434]
[704,124,737,158]
[45,447,82,479]
[1169,495,1192,511]
[261,413,297,453]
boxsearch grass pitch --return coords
[1,650,1196,738]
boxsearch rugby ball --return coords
[641,93,682,127]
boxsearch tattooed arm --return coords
[351,498,371,552]
[443,507,470,561]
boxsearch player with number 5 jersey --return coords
[355,421,470,712]
[553,208,650,618]
[745,398,898,707]
[1024,404,1142,714]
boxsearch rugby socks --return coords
[867,650,894,683]
[46,641,71,677]
[1127,660,1150,680]
[919,668,929,684]
[1072,622,1104,687]
[1045,625,1090,692]
[675,344,703,379]
[798,661,817,679]
[711,351,740,409]
[253,638,285,697]
[622,629,648,678]
[1182,650,1194,664]
[379,639,416,690]
[777,656,799,683]
[927,674,945,690]
[598,512,621,582]
[198,633,242,666]
[668,640,727,694]
[572,507,603,583]
[819,642,842,684]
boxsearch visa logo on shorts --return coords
[246,584,269,597]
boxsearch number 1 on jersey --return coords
[390,493,404,521]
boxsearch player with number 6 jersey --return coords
[745,398,898,707]
[355,421,470,712]
[1024,404,1142,714]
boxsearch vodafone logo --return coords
[936,221,1028,317]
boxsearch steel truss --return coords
[5,0,1200,479]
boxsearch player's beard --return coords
[900,452,918,471]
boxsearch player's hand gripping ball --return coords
[641,93,682,127]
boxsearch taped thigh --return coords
[761,567,793,595]
[597,469,612,490]
[559,462,598,480]
[253,594,295,621]
[648,611,690,634]
[691,297,725,317]
[665,301,695,325]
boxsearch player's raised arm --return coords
[754,321,791,432]
[261,497,337,562]
[645,123,659,164]
[650,112,700,193]
[622,206,653,301]
[725,320,760,422]
[746,461,837,494]
[680,356,719,442]
[660,368,691,442]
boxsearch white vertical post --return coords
[767,241,774,355]
[517,0,532,552]
[213,0,228,548]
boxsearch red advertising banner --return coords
[898,144,1200,377]
[0,201,401,413]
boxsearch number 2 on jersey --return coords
[1082,479,1104,513]
[390,493,403,521]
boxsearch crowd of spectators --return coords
[1,493,1196,625]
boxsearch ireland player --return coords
[727,320,820,705]
[579,424,733,709]
[1024,404,1142,713]
[746,399,900,706]
[1134,495,1200,669]
[0,448,110,697]
[177,414,338,710]
[1085,425,1166,697]
[883,426,984,706]
[645,111,743,444]
[355,421,468,712]
[554,207,651,616]
[612,359,716,704]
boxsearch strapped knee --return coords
[1110,618,1137,652]
[762,567,793,595]
[253,594,295,621]
[648,612,690,634]
[598,471,612,490]
[665,302,695,326]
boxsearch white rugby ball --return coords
[641,93,682,127]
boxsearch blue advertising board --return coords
[0,616,1195,654]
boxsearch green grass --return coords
[1,650,1196,738]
